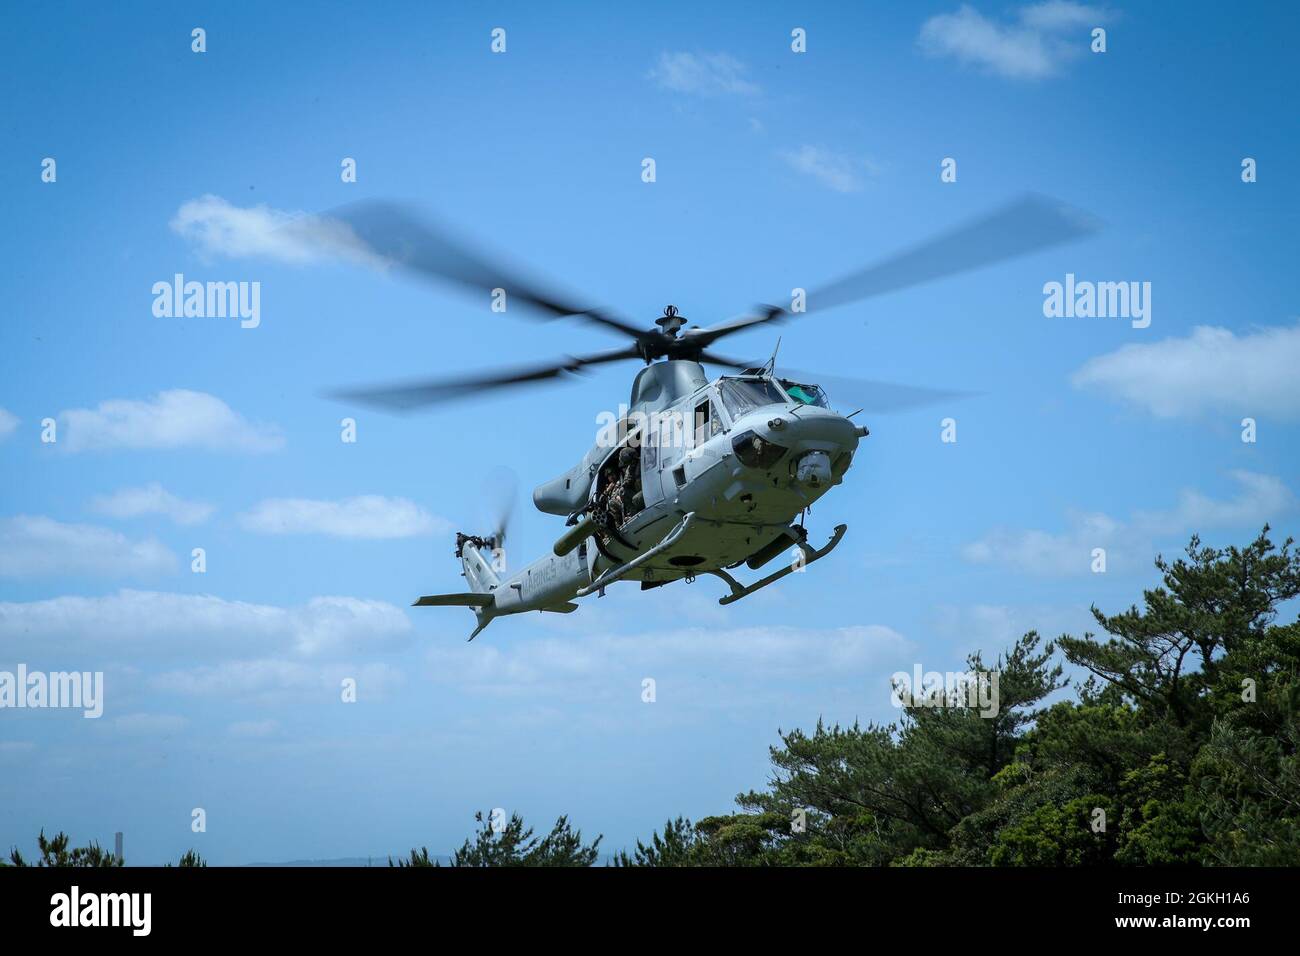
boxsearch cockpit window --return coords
[779,380,829,408]
[719,378,790,418]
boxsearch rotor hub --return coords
[654,304,687,338]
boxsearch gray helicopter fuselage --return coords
[475,361,863,622]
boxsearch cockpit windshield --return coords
[779,380,829,408]
[719,378,790,418]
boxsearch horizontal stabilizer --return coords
[541,602,579,614]
[413,592,494,608]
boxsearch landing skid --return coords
[706,524,847,606]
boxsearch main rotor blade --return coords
[776,367,977,414]
[317,201,647,340]
[696,350,758,370]
[695,193,1100,344]
[329,345,641,411]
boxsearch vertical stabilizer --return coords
[412,533,502,640]
[459,534,502,593]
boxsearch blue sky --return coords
[1,0,1297,864]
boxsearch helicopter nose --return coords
[731,405,863,478]
[761,407,864,448]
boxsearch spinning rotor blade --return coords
[330,345,641,411]
[776,368,976,414]
[318,201,647,340]
[696,350,758,371]
[693,193,1101,346]
[482,467,517,548]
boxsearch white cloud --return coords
[238,495,449,539]
[112,713,189,736]
[425,624,912,698]
[647,52,760,96]
[0,408,18,441]
[1139,471,1295,536]
[152,660,404,703]
[780,145,874,193]
[90,482,214,526]
[0,589,412,660]
[963,471,1294,575]
[170,194,376,265]
[59,389,283,453]
[1071,323,1300,421]
[919,2,1106,80]
[228,719,280,738]
[932,602,1095,654]
[0,516,176,578]
[933,604,1032,649]
[963,509,1122,576]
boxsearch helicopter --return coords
[319,195,1097,639]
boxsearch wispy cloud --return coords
[170,194,376,265]
[112,713,189,736]
[0,408,18,442]
[1071,323,1300,421]
[963,471,1294,575]
[1137,471,1296,537]
[425,624,911,699]
[58,389,283,453]
[931,602,1094,659]
[152,660,405,704]
[780,145,876,193]
[0,589,412,660]
[919,2,1106,80]
[0,516,176,578]
[648,51,760,96]
[238,495,449,539]
[228,719,281,738]
[90,482,214,526]
[963,509,1122,576]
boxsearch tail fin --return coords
[457,532,502,593]
[412,532,502,641]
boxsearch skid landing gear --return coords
[707,524,847,606]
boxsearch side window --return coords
[693,400,714,448]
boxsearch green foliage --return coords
[7,830,122,868]
[1059,528,1299,731]
[396,810,603,867]
[165,849,208,868]
[615,528,1300,867]
[990,795,1115,866]
[730,631,1066,865]
[613,817,699,866]
[390,846,437,867]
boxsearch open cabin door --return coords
[593,422,648,531]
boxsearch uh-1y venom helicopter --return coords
[323,195,1096,639]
